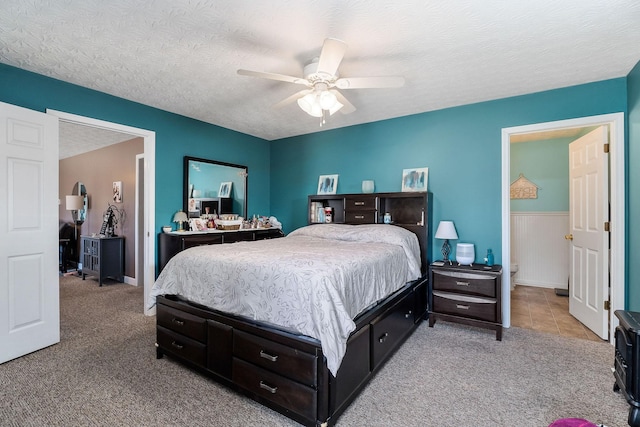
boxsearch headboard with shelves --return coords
[308,191,433,273]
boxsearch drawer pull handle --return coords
[456,304,470,310]
[259,381,278,394]
[378,332,389,343]
[259,350,278,362]
[405,310,413,319]
[354,201,365,206]
[455,281,470,286]
[171,341,184,350]
[355,215,365,219]
[172,318,185,326]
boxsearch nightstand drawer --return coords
[157,304,207,342]
[432,270,496,298]
[345,196,376,211]
[432,291,496,322]
[345,211,377,224]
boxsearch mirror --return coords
[70,181,88,225]
[184,156,247,219]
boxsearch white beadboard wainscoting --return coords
[510,212,570,289]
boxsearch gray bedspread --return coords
[148,224,422,375]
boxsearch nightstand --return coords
[429,263,503,340]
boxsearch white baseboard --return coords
[124,276,137,286]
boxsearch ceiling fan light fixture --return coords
[318,90,337,110]
[328,100,343,115]
[297,89,342,117]
[297,93,316,115]
[297,93,324,117]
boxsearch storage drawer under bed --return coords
[157,325,207,368]
[232,357,317,422]
[157,303,207,342]
[233,329,318,387]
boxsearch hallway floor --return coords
[510,285,602,342]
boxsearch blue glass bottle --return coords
[486,249,494,266]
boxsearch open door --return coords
[568,126,609,339]
[0,101,60,363]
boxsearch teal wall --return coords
[0,63,271,252]
[628,61,640,310]
[510,138,572,212]
[1,61,637,311]
[270,78,628,294]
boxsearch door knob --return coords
[564,234,573,240]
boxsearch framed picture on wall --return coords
[317,174,338,195]
[112,181,122,203]
[219,182,232,198]
[401,167,428,192]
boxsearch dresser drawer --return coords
[157,304,207,342]
[345,211,377,224]
[432,291,496,322]
[181,234,223,249]
[233,330,318,387]
[345,196,377,211]
[233,358,317,422]
[157,325,207,367]
[371,291,415,370]
[432,270,497,298]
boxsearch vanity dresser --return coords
[158,228,284,274]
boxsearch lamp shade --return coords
[173,210,188,223]
[435,220,458,240]
[65,195,84,211]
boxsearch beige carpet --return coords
[0,274,631,426]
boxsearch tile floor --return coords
[510,284,602,342]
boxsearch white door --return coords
[568,126,609,339]
[0,101,59,363]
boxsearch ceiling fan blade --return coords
[331,90,356,114]
[316,38,347,76]
[273,89,312,108]
[237,69,309,86]
[335,76,405,89]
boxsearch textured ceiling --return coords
[59,122,138,159]
[2,0,640,147]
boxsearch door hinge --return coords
[604,300,610,311]
[604,221,610,232]
[604,143,610,153]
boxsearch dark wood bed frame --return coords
[155,192,432,426]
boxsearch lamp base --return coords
[441,240,451,264]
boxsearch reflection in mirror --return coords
[71,181,88,224]
[184,157,247,219]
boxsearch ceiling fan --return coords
[237,38,405,124]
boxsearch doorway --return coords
[501,113,625,342]
[48,109,156,315]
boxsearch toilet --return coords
[510,262,518,290]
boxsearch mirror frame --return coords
[183,156,248,219]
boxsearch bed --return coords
[150,193,431,426]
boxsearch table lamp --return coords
[435,220,458,264]
[65,194,85,239]
[173,210,189,232]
